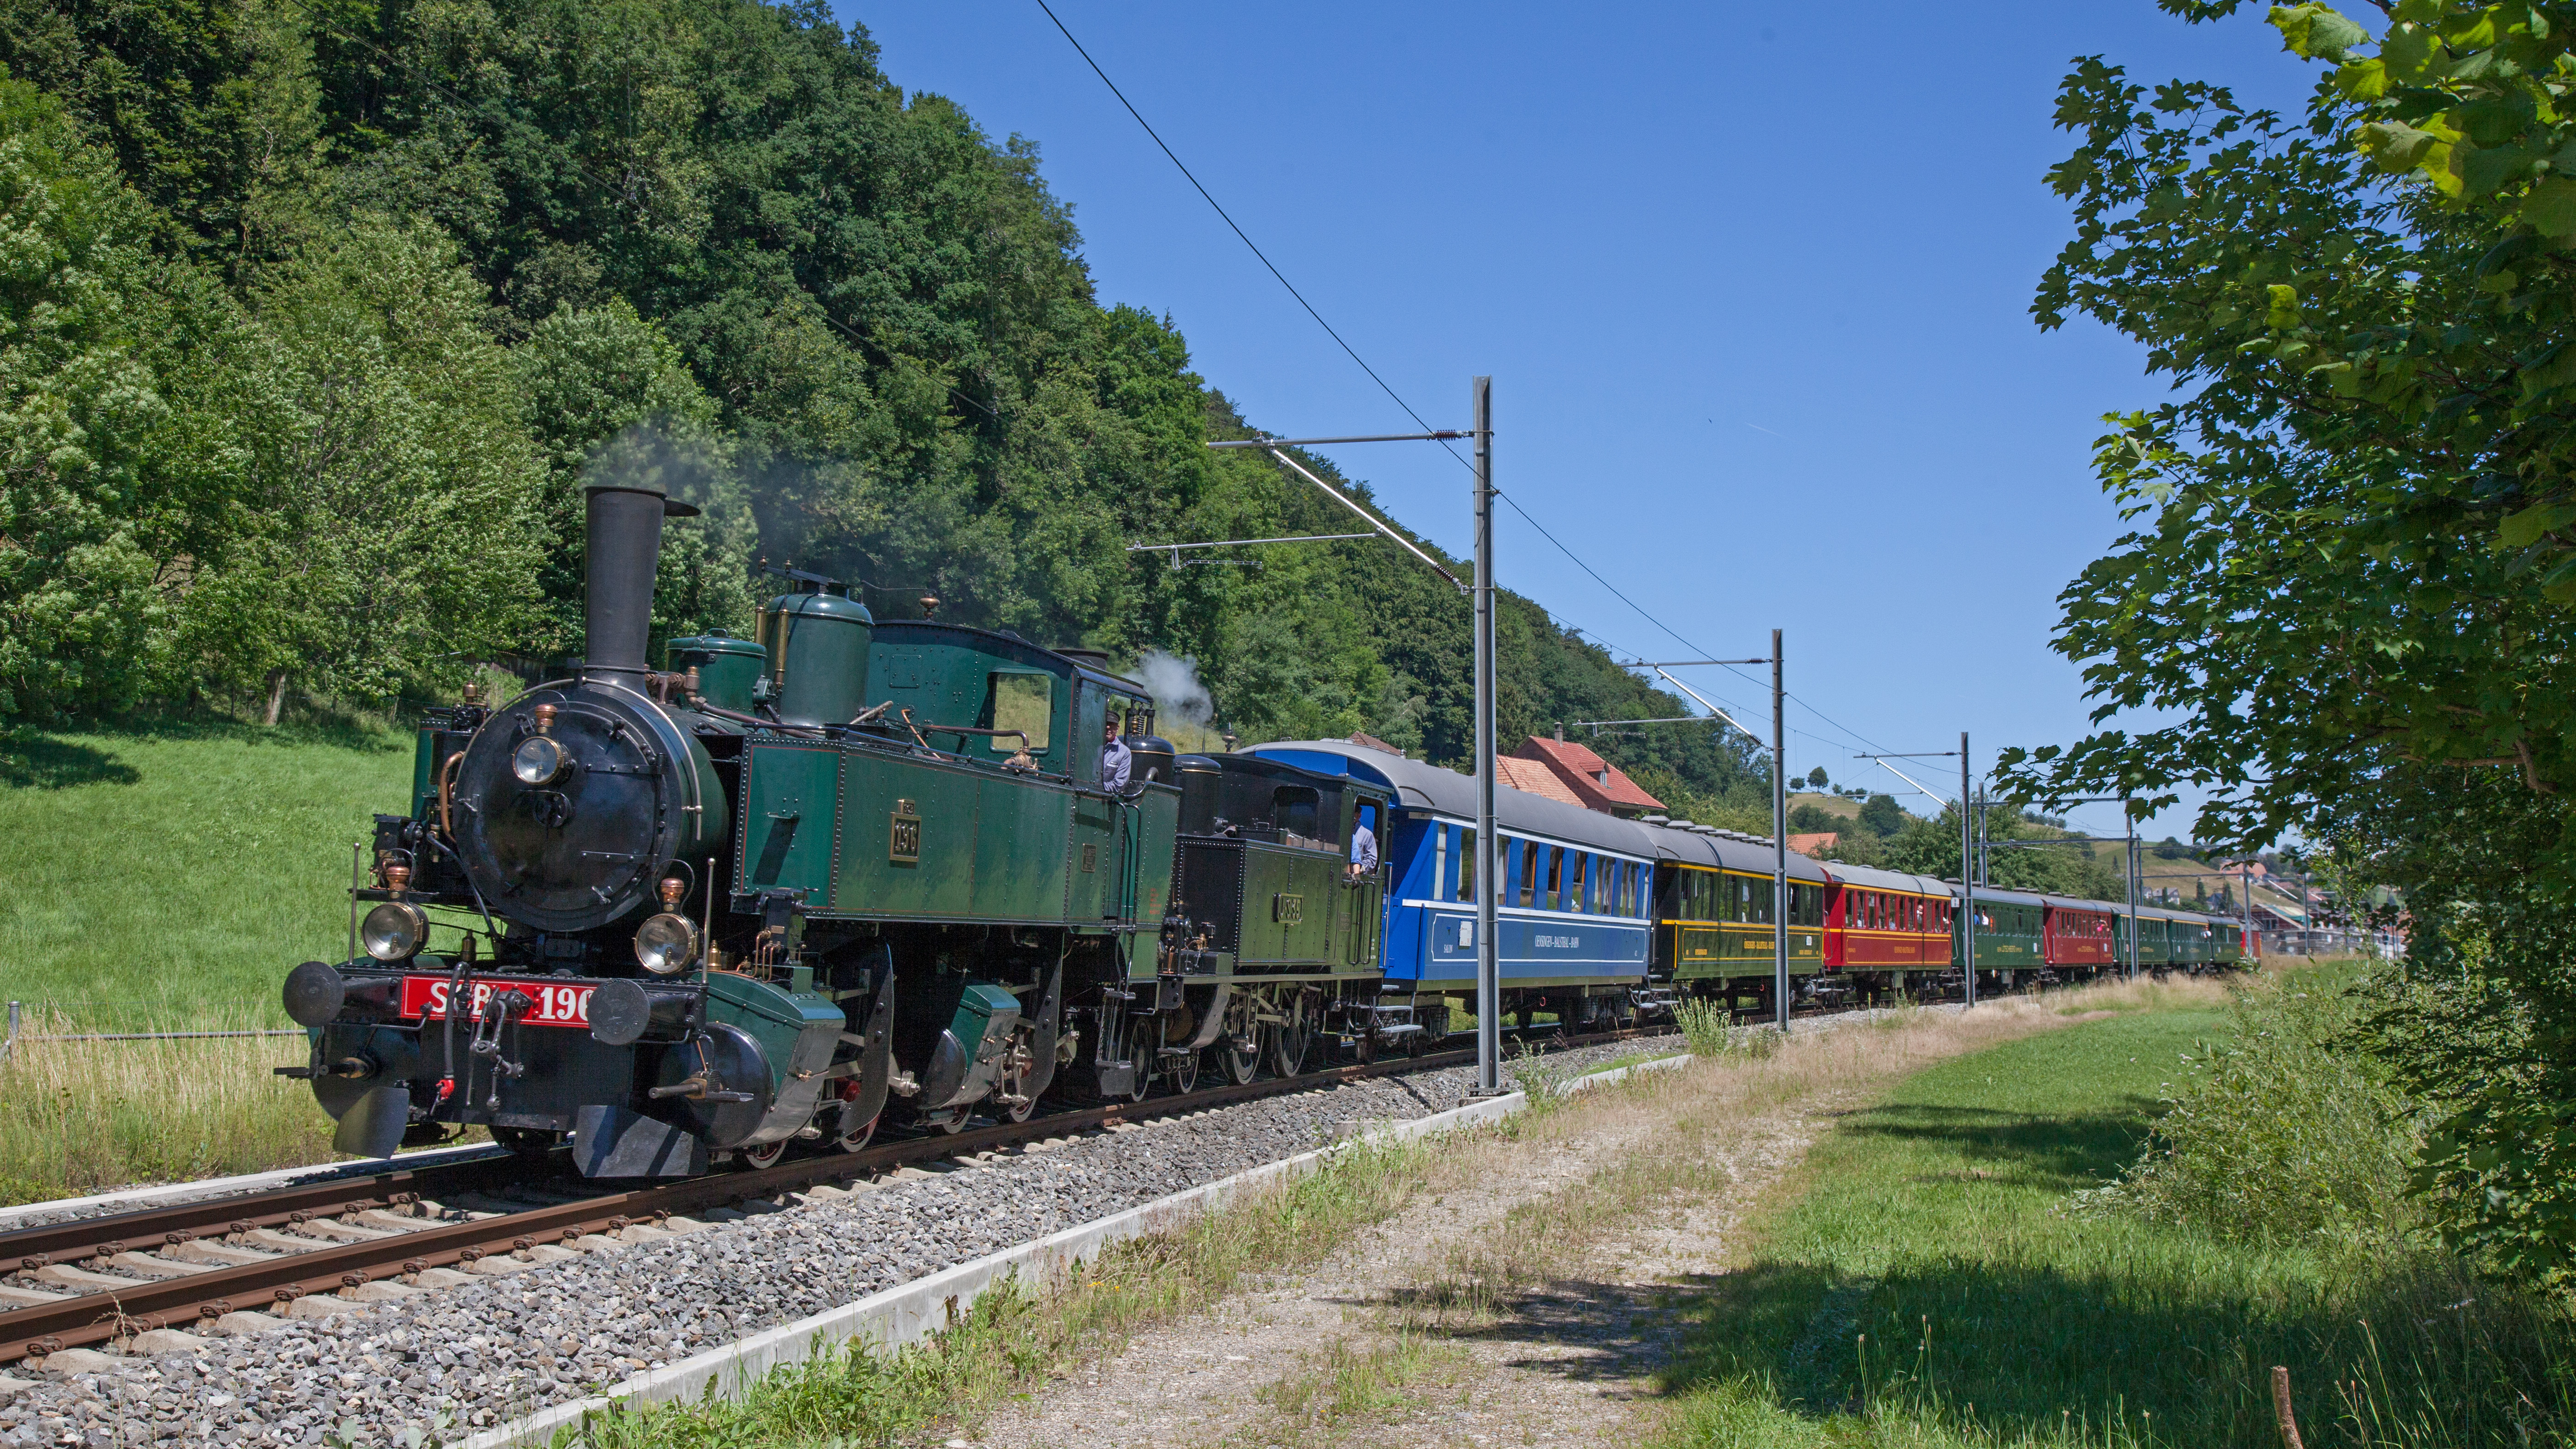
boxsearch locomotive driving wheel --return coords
[1166,1048,1199,1096]
[1221,992,1261,1085]
[834,1114,879,1153]
[1123,1030,1154,1104]
[1269,989,1314,1078]
[998,1028,1041,1122]
[740,1138,788,1169]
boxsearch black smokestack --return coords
[584,480,698,682]
[579,424,706,685]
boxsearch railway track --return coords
[0,1025,1679,1364]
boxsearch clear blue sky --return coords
[839,2,2310,842]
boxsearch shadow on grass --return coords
[1841,1099,2168,1192]
[1,714,401,790]
[0,731,142,789]
[1387,1253,2567,1449]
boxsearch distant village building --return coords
[1787,832,1839,858]
[1508,736,1665,817]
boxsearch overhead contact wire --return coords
[1032,0,1463,467]
[1035,2,1938,773]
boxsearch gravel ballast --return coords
[0,1041,1664,1447]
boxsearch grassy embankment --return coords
[1650,972,2572,1449]
[0,720,416,1203]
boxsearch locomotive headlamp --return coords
[361,901,430,962]
[512,734,570,785]
[634,912,701,975]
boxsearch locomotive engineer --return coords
[1347,806,1377,879]
[1101,715,1131,793]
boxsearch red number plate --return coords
[399,975,596,1029]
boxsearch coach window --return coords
[1542,847,1564,909]
[1518,841,1539,907]
[1457,829,1476,902]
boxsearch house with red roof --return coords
[1493,755,1584,806]
[1509,736,1666,817]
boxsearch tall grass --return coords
[2087,962,2418,1248]
[1676,996,1784,1060]
[0,1006,341,1205]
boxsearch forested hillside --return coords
[0,0,1766,812]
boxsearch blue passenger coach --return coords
[1249,741,1658,1030]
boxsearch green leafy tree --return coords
[0,0,1778,817]
[1787,802,1844,834]
[2002,1,2576,1283]
[1857,792,1905,837]
[0,81,180,717]
[515,300,751,655]
[171,220,546,715]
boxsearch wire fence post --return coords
[1,1001,18,1073]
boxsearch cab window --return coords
[1273,787,1321,843]
[983,672,1053,752]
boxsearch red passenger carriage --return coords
[1821,864,1953,998]
[2041,896,2116,969]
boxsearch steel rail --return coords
[0,1159,528,1271]
[0,1025,1671,1362]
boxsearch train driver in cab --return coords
[1348,801,1378,881]
[1101,712,1132,794]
